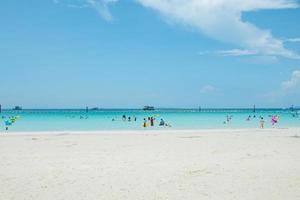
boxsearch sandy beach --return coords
[1,129,300,200]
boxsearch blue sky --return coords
[0,0,300,108]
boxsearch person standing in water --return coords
[246,115,251,121]
[226,115,231,124]
[143,118,147,128]
[159,119,165,126]
[150,117,154,126]
[271,115,279,126]
[259,117,265,129]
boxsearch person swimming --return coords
[165,123,172,127]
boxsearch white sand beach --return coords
[1,129,300,200]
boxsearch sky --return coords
[0,0,300,109]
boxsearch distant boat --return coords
[90,107,100,111]
[143,106,155,111]
[12,106,22,110]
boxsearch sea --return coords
[1,108,299,132]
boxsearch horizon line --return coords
[0,107,298,110]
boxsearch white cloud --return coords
[86,0,118,21]
[281,70,300,90]
[54,0,118,21]
[54,0,300,58]
[286,38,300,43]
[136,0,300,59]
[216,49,257,56]
[198,49,257,57]
[200,85,218,94]
[265,70,300,103]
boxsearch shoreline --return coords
[1,127,300,136]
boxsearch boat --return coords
[143,106,155,111]
[12,106,22,110]
[90,107,100,111]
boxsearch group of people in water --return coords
[223,114,280,128]
[112,115,171,128]
[142,116,171,128]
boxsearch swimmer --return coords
[128,117,131,122]
[165,123,172,127]
[122,115,126,121]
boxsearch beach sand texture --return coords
[1,129,300,200]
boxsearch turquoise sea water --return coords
[1,109,299,132]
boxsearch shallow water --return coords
[1,109,299,132]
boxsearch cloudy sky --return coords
[0,0,300,108]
